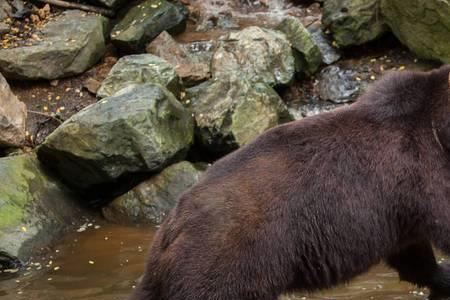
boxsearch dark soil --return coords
[9,45,118,147]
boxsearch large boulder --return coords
[187,78,292,154]
[322,0,388,47]
[103,161,204,225]
[37,84,194,191]
[381,0,450,63]
[147,31,210,86]
[111,0,189,52]
[0,73,27,147]
[277,17,323,75]
[96,54,182,99]
[0,154,82,270]
[0,10,108,80]
[211,26,295,86]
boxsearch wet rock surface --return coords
[211,26,296,86]
[37,83,194,191]
[97,54,182,99]
[318,65,362,104]
[289,100,346,120]
[0,154,82,269]
[103,161,205,225]
[0,73,27,147]
[0,10,108,80]
[187,77,292,154]
[111,0,189,52]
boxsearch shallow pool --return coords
[0,222,432,300]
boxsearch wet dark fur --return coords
[130,65,450,300]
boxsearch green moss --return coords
[0,156,31,230]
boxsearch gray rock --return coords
[147,31,210,86]
[309,25,341,65]
[0,154,83,269]
[187,77,292,154]
[322,0,388,47]
[0,73,27,147]
[0,2,12,21]
[111,0,189,52]
[318,65,361,104]
[276,17,323,75]
[37,83,194,191]
[182,40,218,66]
[97,54,182,99]
[289,101,346,120]
[181,40,217,83]
[211,26,295,87]
[103,161,205,225]
[0,10,108,80]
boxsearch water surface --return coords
[0,222,432,300]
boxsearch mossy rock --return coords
[103,161,205,225]
[37,83,194,191]
[111,0,189,52]
[0,10,108,80]
[187,77,293,154]
[381,0,450,63]
[322,0,388,47]
[277,16,323,75]
[97,54,182,99]
[211,26,295,87]
[0,154,82,268]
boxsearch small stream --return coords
[0,222,435,300]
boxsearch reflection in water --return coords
[0,222,432,300]
[0,223,154,300]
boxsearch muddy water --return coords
[0,222,434,300]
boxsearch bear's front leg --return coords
[385,241,450,299]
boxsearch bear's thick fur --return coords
[130,65,450,300]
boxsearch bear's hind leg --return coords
[386,240,450,299]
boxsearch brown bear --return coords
[130,65,450,300]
